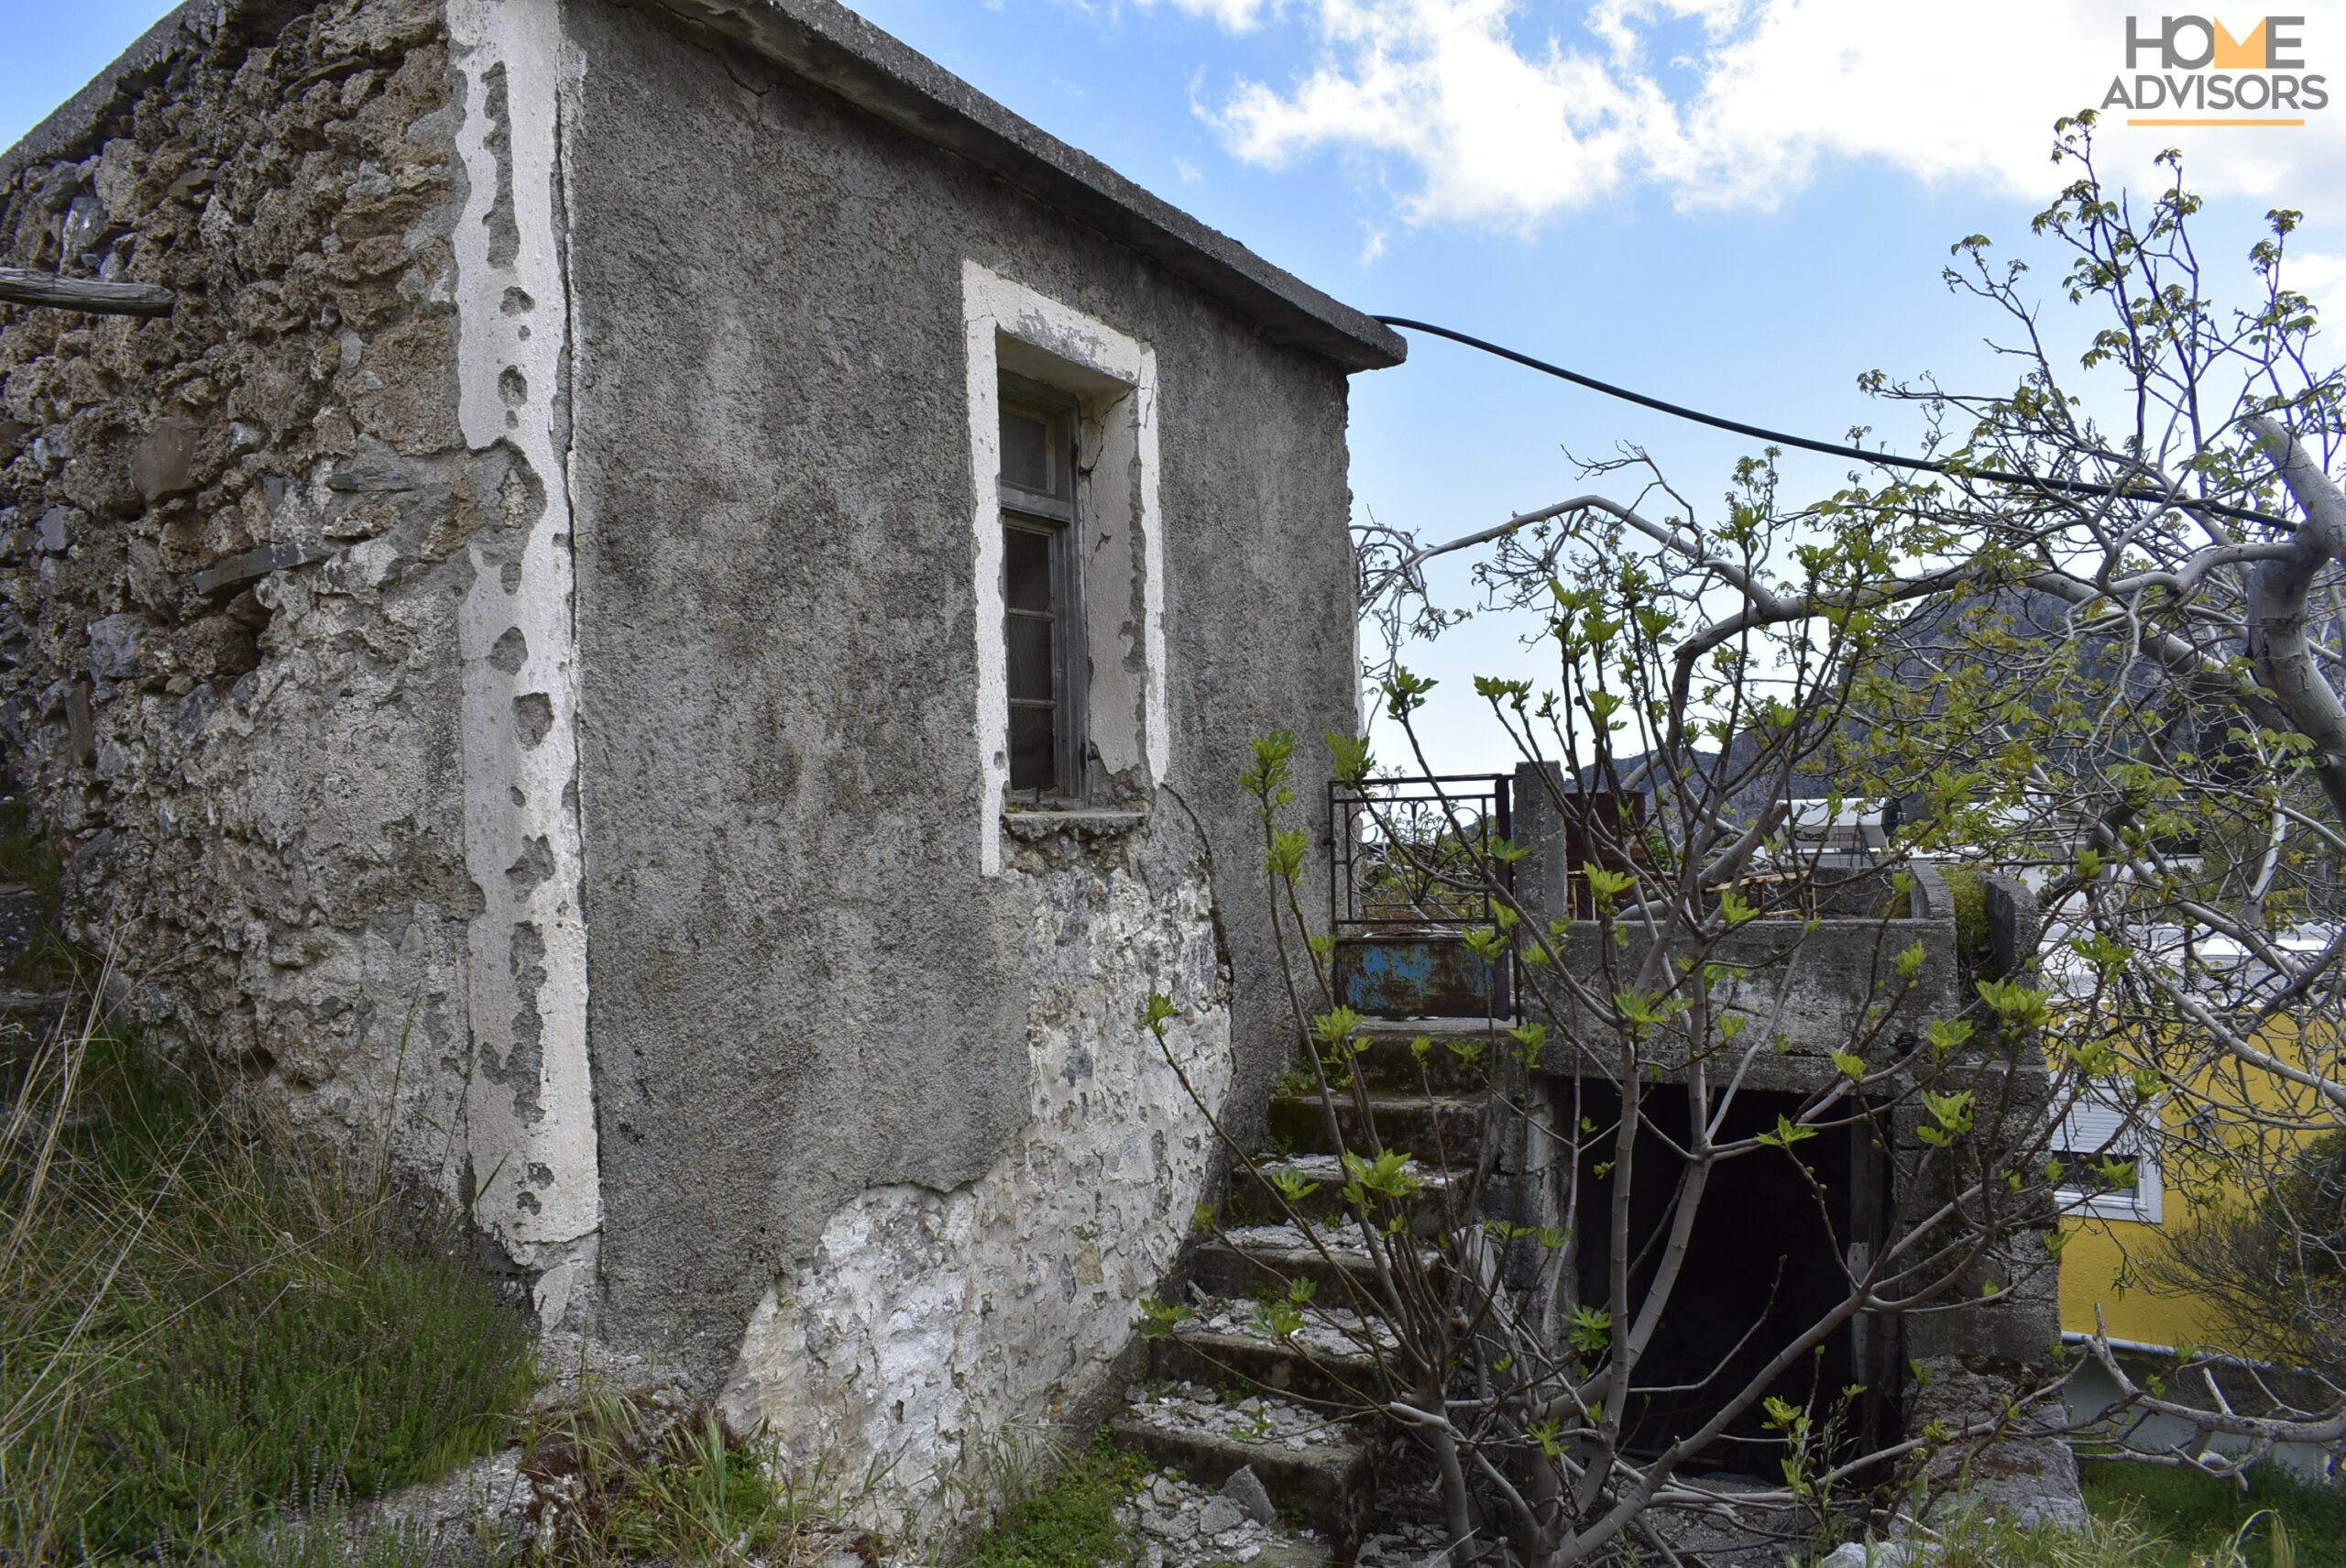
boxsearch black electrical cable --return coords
[1374,315,2291,532]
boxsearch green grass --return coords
[0,1005,536,1560]
[956,1438,1146,1568]
[2081,1459,2346,1567]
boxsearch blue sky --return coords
[9,0,2346,766]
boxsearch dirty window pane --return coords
[1006,615,1055,703]
[1003,527,1052,614]
[1009,705,1056,793]
[1001,408,1052,494]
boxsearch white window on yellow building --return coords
[2055,1084,2165,1224]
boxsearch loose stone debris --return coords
[1178,1298,1399,1363]
[1122,1382,1357,1458]
[1113,1463,1333,1568]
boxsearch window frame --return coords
[2055,1083,2165,1224]
[997,377,1086,803]
[962,261,1164,877]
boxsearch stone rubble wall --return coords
[0,0,508,1235]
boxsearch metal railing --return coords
[1328,773,1515,931]
[1326,773,1518,1019]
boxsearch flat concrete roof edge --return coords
[3,0,1404,373]
[641,0,1406,372]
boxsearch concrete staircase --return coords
[1108,1019,1497,1554]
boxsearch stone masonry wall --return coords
[0,0,507,1240]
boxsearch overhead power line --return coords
[1373,315,2290,532]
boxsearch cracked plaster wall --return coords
[0,0,598,1315]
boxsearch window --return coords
[963,261,1164,876]
[998,378,1083,799]
[2055,1084,2164,1223]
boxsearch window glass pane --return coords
[1001,409,1053,493]
[1010,705,1057,793]
[1003,527,1053,613]
[1007,616,1055,702]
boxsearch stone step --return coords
[1150,1293,1395,1407]
[1227,1153,1471,1237]
[1110,1385,1378,1549]
[1268,1091,1485,1164]
[1191,1222,1441,1309]
[1335,1018,1508,1094]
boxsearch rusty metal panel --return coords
[1333,934,1507,1019]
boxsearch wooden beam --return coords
[0,267,175,318]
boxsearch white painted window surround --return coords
[2055,1084,2165,1224]
[964,263,1167,876]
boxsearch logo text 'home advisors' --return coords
[2105,15,2327,123]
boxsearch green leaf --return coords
[1267,827,1310,884]
[1584,865,1637,903]
[1757,1114,1818,1149]
[1269,1166,1321,1205]
[1324,731,1375,784]
[1924,1089,1975,1136]
[1312,1007,1365,1048]
[1341,1148,1422,1204]
[1139,1297,1195,1340]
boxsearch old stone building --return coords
[0,0,1401,1510]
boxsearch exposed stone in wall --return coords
[719,811,1235,1531]
[0,0,497,1220]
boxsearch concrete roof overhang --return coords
[2,0,1407,374]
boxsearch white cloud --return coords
[1142,0,1285,30]
[2285,248,2346,323]
[1182,0,2346,224]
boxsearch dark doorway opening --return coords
[1570,1080,1893,1474]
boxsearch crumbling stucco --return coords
[5,0,1374,1471]
[719,815,1233,1528]
[0,0,489,1212]
[0,0,602,1317]
[561,0,1362,1398]
[445,0,599,1328]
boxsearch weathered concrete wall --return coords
[554,0,1360,1497]
[0,0,489,1205]
[0,0,603,1314]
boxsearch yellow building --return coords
[2055,1013,2334,1355]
